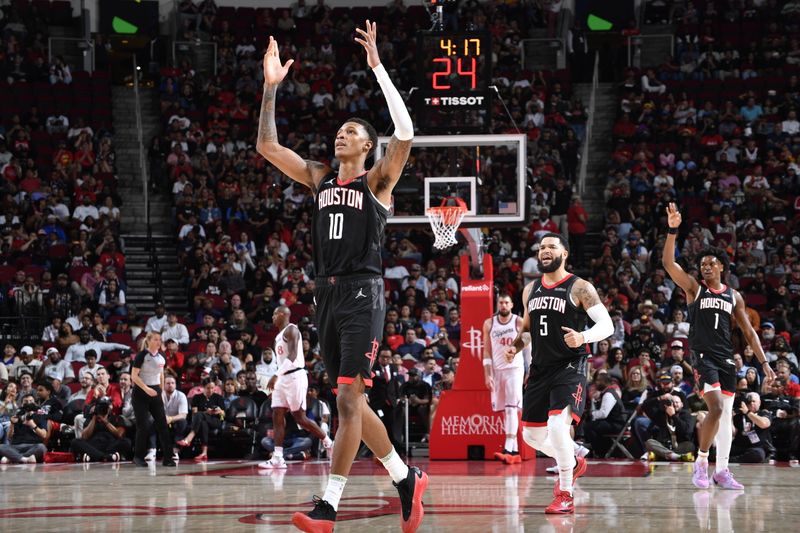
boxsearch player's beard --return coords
[539,254,563,273]
[498,309,511,317]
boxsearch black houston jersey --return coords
[312,171,390,277]
[526,273,589,366]
[688,283,734,357]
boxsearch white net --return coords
[426,206,466,249]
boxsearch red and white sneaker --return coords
[545,490,574,514]
[553,455,587,495]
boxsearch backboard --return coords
[376,134,528,228]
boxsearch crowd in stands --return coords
[0,0,140,463]
[585,0,800,462]
[1,0,797,464]
[150,0,584,446]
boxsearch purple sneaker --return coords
[692,461,710,489]
[712,469,744,490]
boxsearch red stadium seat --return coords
[0,265,16,284]
[108,332,132,344]
[744,293,767,310]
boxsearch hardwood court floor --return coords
[0,458,797,532]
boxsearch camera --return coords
[18,402,39,422]
[94,397,112,418]
[763,397,798,414]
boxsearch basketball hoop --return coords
[426,197,467,249]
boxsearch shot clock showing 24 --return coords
[415,32,492,133]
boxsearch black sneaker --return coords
[133,456,147,467]
[393,466,429,533]
[162,458,177,467]
[289,495,336,532]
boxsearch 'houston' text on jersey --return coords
[526,274,588,367]
[688,284,734,357]
[312,172,389,277]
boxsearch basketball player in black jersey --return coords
[663,203,775,490]
[505,233,613,514]
[255,22,427,533]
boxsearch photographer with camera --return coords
[643,392,696,462]
[730,392,773,463]
[0,393,48,464]
[633,371,688,452]
[764,378,800,463]
[69,395,131,463]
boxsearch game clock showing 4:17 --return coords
[415,32,492,133]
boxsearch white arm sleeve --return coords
[372,63,414,140]
[583,303,614,344]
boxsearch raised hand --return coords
[561,326,585,348]
[263,35,295,85]
[354,19,380,69]
[666,202,682,229]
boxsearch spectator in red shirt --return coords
[567,196,588,266]
[99,241,125,271]
[164,339,185,372]
[384,322,404,352]
[530,208,559,241]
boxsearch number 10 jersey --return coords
[312,171,390,278]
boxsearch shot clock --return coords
[415,32,492,133]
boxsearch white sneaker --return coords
[575,444,590,459]
[109,453,121,463]
[0,456,9,464]
[258,456,287,469]
[546,465,559,474]
[173,451,180,462]
[24,455,38,464]
[144,449,157,461]
[81,454,91,463]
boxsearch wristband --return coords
[667,227,678,235]
[482,358,493,367]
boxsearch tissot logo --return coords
[424,96,486,106]
[462,327,483,358]
[440,414,504,436]
[461,284,491,293]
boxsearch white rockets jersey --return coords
[490,314,524,370]
[275,325,304,375]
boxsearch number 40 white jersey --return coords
[490,313,524,371]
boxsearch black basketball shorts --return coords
[522,357,589,427]
[314,274,385,390]
[691,350,736,397]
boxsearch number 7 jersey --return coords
[312,171,390,277]
[688,284,734,357]
[526,274,588,367]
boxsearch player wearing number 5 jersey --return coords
[256,21,427,533]
[505,233,613,514]
[662,203,775,491]
[483,294,530,465]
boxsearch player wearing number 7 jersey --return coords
[256,21,427,533]
[505,233,613,514]
[662,203,775,491]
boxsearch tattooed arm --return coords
[255,36,329,192]
[562,279,613,347]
